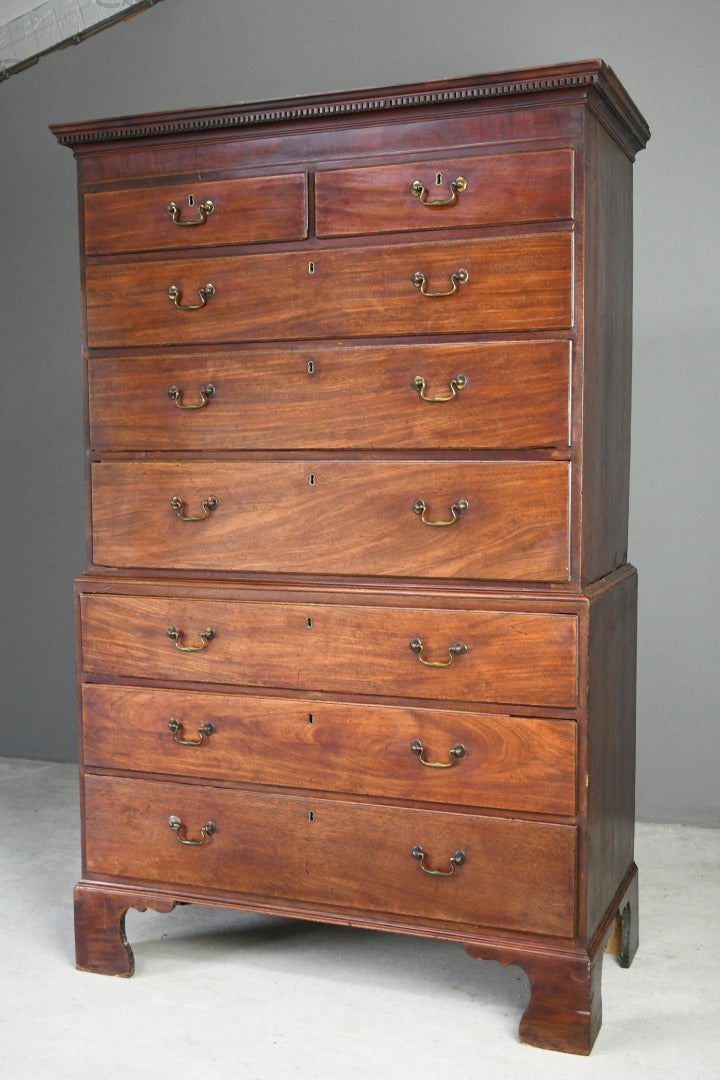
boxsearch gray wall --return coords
[1,0,718,826]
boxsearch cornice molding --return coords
[51,60,650,154]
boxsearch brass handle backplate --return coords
[412,373,467,403]
[167,283,216,310]
[167,626,215,652]
[411,268,468,298]
[166,199,214,226]
[410,739,466,768]
[169,495,218,522]
[411,845,466,876]
[412,497,469,527]
[168,718,215,746]
[410,176,467,207]
[167,383,215,409]
[409,637,468,668]
[168,815,216,845]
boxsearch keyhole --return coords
[308,261,315,274]
[306,360,315,375]
[188,194,195,206]
[306,617,313,629]
[307,713,314,724]
[308,811,315,823]
[435,172,443,186]
[308,473,316,486]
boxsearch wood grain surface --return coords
[88,340,571,452]
[84,173,308,255]
[90,459,570,582]
[79,592,578,707]
[315,148,573,236]
[83,774,577,936]
[85,233,573,347]
[82,683,577,815]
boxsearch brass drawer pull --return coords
[167,718,215,746]
[411,268,468,298]
[169,495,218,522]
[412,373,467,403]
[410,175,467,207]
[166,198,214,226]
[411,845,466,876]
[167,625,215,652]
[167,382,216,409]
[167,283,216,310]
[412,497,469,527]
[168,815,216,845]
[410,739,466,768]
[409,637,468,667]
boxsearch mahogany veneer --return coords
[54,59,648,1053]
[314,147,574,236]
[84,233,573,347]
[79,591,579,706]
[87,340,571,452]
[81,684,578,815]
[84,172,308,254]
[90,459,571,581]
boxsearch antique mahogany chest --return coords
[53,59,649,1054]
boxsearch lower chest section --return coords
[77,581,583,942]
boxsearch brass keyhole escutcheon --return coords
[307,359,315,375]
[308,473,316,486]
[306,617,313,629]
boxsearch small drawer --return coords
[90,459,570,583]
[88,341,571,452]
[79,592,578,708]
[84,173,308,255]
[82,684,577,815]
[84,233,572,347]
[315,148,573,237]
[84,775,577,937]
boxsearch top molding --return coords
[51,59,650,156]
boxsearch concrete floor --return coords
[1,757,718,1079]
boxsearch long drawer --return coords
[315,148,573,237]
[84,173,308,255]
[79,593,578,707]
[88,341,571,452]
[85,233,573,347]
[83,774,577,936]
[81,684,577,815]
[90,460,570,582]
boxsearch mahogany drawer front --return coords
[79,594,578,708]
[88,341,571,452]
[84,173,308,255]
[91,460,570,583]
[315,148,573,237]
[82,684,577,815]
[84,233,573,347]
[83,774,577,936]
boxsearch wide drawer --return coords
[88,341,571,451]
[315,148,573,237]
[79,593,578,707]
[84,173,308,255]
[82,684,577,815]
[83,774,577,936]
[91,460,570,582]
[85,233,573,347]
